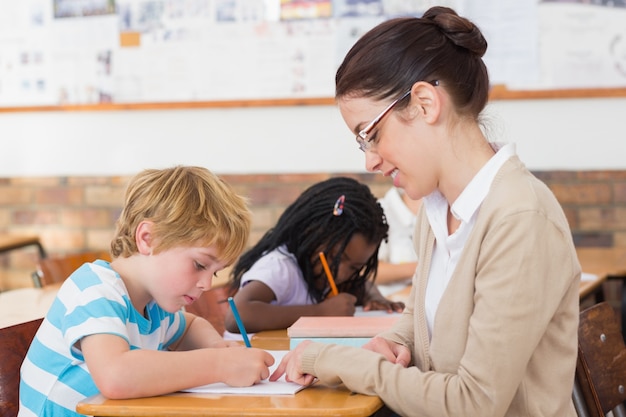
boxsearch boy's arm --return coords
[170,312,237,351]
[81,332,274,399]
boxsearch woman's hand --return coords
[269,341,317,386]
[363,336,411,367]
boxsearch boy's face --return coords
[144,246,228,313]
[316,233,377,289]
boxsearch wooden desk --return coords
[576,247,626,301]
[0,234,47,258]
[575,248,626,278]
[578,274,607,301]
[76,384,383,417]
[0,283,60,328]
[76,331,383,417]
[251,329,290,350]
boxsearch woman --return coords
[271,6,581,417]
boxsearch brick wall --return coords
[1,170,625,290]
[534,171,626,248]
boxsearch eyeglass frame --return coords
[356,80,439,153]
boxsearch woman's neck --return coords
[401,191,422,214]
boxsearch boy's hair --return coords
[230,176,388,303]
[111,166,251,266]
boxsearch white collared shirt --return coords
[422,142,516,336]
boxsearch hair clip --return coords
[333,195,345,216]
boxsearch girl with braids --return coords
[272,7,580,417]
[224,176,404,334]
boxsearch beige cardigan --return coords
[300,156,581,417]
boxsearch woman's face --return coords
[338,95,439,201]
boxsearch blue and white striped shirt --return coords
[19,260,186,417]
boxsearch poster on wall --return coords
[53,0,116,18]
[0,0,624,108]
[538,0,626,89]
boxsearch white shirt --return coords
[240,245,314,305]
[224,245,314,340]
[422,143,516,336]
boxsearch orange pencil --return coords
[319,252,339,296]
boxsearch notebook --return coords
[182,350,306,395]
[287,315,400,338]
[289,336,373,349]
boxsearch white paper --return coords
[354,306,402,317]
[182,350,305,395]
[581,272,599,282]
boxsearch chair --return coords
[574,301,626,417]
[184,285,234,336]
[31,250,111,288]
[0,318,43,417]
[605,273,626,344]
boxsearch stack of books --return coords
[287,315,400,349]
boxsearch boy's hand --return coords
[222,347,275,386]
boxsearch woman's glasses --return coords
[356,80,439,153]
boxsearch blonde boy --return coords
[19,166,274,417]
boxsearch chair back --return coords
[0,318,43,417]
[574,301,626,417]
[32,250,111,287]
[184,285,234,336]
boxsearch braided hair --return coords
[230,177,388,304]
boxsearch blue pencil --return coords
[227,297,251,347]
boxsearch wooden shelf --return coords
[1,85,625,113]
